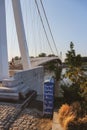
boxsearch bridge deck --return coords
[12,57,61,68]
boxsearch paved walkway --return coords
[10,108,52,130]
[52,112,64,130]
[10,108,42,130]
[0,102,64,130]
[0,103,21,130]
[0,102,52,130]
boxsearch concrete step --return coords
[0,84,25,93]
[2,77,23,88]
[0,92,19,101]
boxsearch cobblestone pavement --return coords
[0,103,21,130]
[0,103,52,130]
[10,108,52,130]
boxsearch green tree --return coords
[65,42,82,67]
[14,56,19,60]
[38,53,46,57]
[48,54,56,57]
[62,42,87,111]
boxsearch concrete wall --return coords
[1,66,44,100]
[14,66,44,95]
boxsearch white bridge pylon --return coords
[0,0,31,80]
[0,0,9,81]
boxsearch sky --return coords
[5,0,87,61]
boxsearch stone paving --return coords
[10,108,52,130]
[0,103,52,130]
[0,103,21,130]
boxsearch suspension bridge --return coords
[10,56,61,69]
[0,0,61,101]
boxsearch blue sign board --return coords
[43,77,54,115]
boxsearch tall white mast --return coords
[0,0,9,81]
[12,0,31,70]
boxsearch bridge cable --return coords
[40,0,59,56]
[34,0,54,54]
[30,0,37,56]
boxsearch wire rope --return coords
[40,0,59,56]
[34,0,54,54]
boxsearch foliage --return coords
[65,42,82,67]
[64,67,87,102]
[48,54,56,57]
[45,61,55,71]
[11,56,21,61]
[58,102,87,130]
[14,56,20,60]
[58,104,72,127]
[57,42,87,129]
[54,67,62,81]
[30,56,34,58]
[61,83,81,103]
[62,42,87,105]
[45,61,62,81]
[38,52,46,57]
[81,56,87,63]
[61,68,87,111]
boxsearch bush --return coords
[61,83,82,103]
[54,67,62,81]
[66,117,87,130]
[58,102,87,130]
[58,104,75,127]
[61,67,87,106]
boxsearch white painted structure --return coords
[0,0,44,101]
[12,0,31,70]
[0,0,31,80]
[0,0,9,81]
[0,66,44,101]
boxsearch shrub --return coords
[70,102,81,117]
[58,104,75,127]
[66,116,87,130]
[63,42,87,105]
[64,117,76,130]
[58,102,87,130]
[61,83,82,103]
[61,67,87,105]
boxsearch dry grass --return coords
[79,115,87,123]
[38,118,52,130]
[66,117,87,130]
[63,115,75,130]
[58,104,74,127]
[58,102,87,130]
